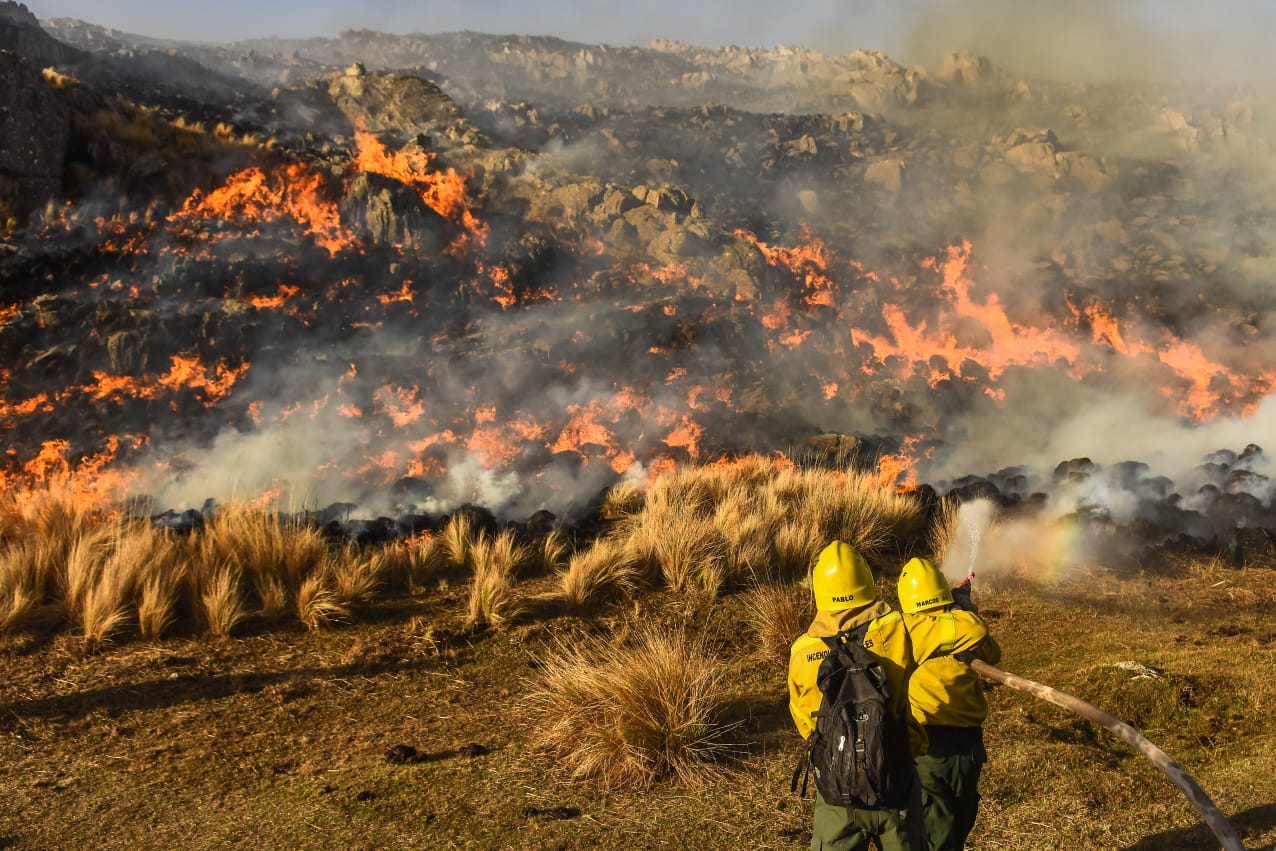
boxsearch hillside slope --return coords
[1,558,1272,850]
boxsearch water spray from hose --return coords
[953,499,1244,850]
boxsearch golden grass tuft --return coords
[200,566,246,638]
[0,541,42,632]
[198,504,333,615]
[537,529,570,574]
[438,512,479,570]
[524,626,736,789]
[137,567,183,641]
[927,496,961,565]
[600,482,645,519]
[744,581,813,661]
[769,519,821,582]
[253,574,289,622]
[559,536,639,609]
[120,523,184,641]
[601,458,924,594]
[330,545,384,606]
[466,530,529,629]
[296,573,349,631]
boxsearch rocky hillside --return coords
[1,2,1274,562]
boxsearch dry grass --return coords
[63,523,161,646]
[4,493,99,608]
[559,536,640,609]
[0,542,43,631]
[296,573,349,631]
[587,457,923,594]
[438,512,479,570]
[331,545,385,606]
[744,581,812,661]
[376,533,446,590]
[770,519,822,582]
[137,565,184,640]
[199,505,333,607]
[0,460,926,645]
[537,529,570,574]
[200,566,246,638]
[523,625,738,788]
[600,482,645,519]
[927,496,960,564]
[466,530,529,629]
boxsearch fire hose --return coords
[969,659,1245,851]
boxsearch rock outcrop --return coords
[0,51,69,221]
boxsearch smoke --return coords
[880,0,1276,85]
[34,0,1276,87]
[12,3,1276,560]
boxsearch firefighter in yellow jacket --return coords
[789,541,926,851]
[897,557,1001,851]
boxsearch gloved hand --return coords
[951,576,977,613]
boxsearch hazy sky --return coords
[25,0,1276,82]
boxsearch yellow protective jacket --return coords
[788,601,928,756]
[902,607,1001,728]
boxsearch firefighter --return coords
[789,541,927,851]
[897,557,1001,851]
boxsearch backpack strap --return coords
[790,750,811,797]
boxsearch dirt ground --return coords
[2,564,1274,850]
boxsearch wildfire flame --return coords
[10,122,1276,519]
[170,163,355,255]
[352,123,489,253]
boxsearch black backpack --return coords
[792,620,914,809]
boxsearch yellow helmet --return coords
[898,557,954,614]
[812,541,877,612]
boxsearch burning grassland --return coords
[0,456,922,645]
[3,9,1276,573]
[1,11,1275,849]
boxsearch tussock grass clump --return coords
[439,512,480,570]
[373,533,446,591]
[927,496,961,566]
[331,545,385,607]
[524,626,736,789]
[600,482,645,519]
[0,541,44,632]
[770,519,822,582]
[137,563,185,640]
[2,492,99,608]
[296,573,349,631]
[745,581,813,660]
[559,537,639,609]
[198,505,332,606]
[578,455,925,596]
[466,530,529,629]
[536,529,569,575]
[63,521,186,645]
[200,566,246,638]
[116,522,185,641]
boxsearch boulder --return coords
[935,50,1001,85]
[0,52,70,220]
[341,172,448,249]
[864,157,905,193]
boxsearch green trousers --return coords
[810,791,914,851]
[913,726,987,851]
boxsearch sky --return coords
[24,0,1276,82]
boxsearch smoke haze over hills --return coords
[26,0,1276,84]
[3,0,1276,566]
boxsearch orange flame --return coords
[171,163,355,255]
[352,124,488,252]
